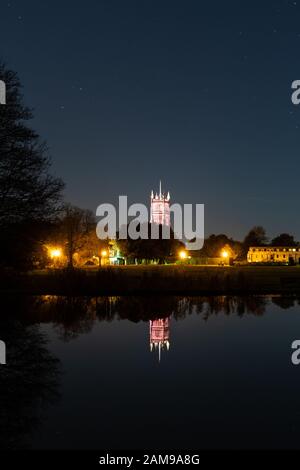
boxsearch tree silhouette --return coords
[117,222,184,263]
[271,233,298,247]
[58,204,96,268]
[0,62,64,268]
[242,226,268,257]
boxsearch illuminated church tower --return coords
[150,318,170,362]
[150,181,170,226]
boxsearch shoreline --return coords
[1,265,300,296]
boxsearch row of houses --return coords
[107,245,300,266]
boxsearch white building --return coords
[248,246,300,264]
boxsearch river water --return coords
[1,295,300,449]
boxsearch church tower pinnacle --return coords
[150,182,170,226]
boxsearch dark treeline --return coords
[199,228,300,261]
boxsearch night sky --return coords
[1,0,300,240]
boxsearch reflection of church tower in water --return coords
[150,318,170,362]
[150,181,170,226]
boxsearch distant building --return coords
[248,246,300,264]
[150,318,170,362]
[150,181,170,226]
[108,241,125,265]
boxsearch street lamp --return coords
[100,249,108,266]
[48,247,62,267]
[179,250,187,261]
[221,249,229,266]
[221,250,229,259]
[49,248,62,259]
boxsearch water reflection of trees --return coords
[176,296,269,320]
[271,296,297,310]
[43,296,98,342]
[0,294,298,448]
[3,295,300,342]
[0,317,61,449]
[1,294,298,447]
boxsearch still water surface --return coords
[1,295,300,449]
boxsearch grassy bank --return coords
[1,265,300,295]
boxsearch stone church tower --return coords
[150,181,170,226]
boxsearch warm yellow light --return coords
[101,249,108,257]
[179,250,187,260]
[221,250,229,259]
[50,248,62,258]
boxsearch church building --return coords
[150,181,170,226]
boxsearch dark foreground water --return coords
[1,295,300,450]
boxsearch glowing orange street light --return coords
[221,250,229,259]
[100,249,109,267]
[49,248,62,259]
[179,250,187,260]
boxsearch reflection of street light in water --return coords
[150,318,170,362]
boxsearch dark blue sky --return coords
[1,0,300,240]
